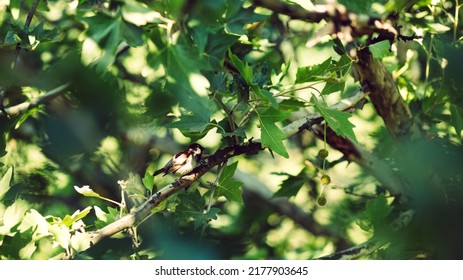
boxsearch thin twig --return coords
[0,83,70,117]
[13,0,41,68]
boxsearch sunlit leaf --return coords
[0,166,13,200]
[312,97,358,142]
[19,241,37,259]
[368,40,393,60]
[17,209,50,240]
[258,107,290,158]
[3,199,29,231]
[295,58,332,83]
[49,224,71,250]
[74,185,101,198]
[70,231,92,252]
[61,206,92,227]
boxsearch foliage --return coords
[1,0,463,260]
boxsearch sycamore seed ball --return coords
[317,196,327,206]
[320,174,331,185]
[318,149,329,159]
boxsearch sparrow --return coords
[153,143,204,177]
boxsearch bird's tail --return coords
[153,169,164,176]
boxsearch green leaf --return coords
[224,2,268,35]
[168,115,215,141]
[121,0,166,26]
[176,190,220,229]
[19,241,37,259]
[49,224,71,249]
[81,11,144,69]
[295,58,332,83]
[312,97,358,142]
[31,21,61,42]
[194,208,221,229]
[450,104,463,137]
[278,99,307,112]
[142,171,155,193]
[70,231,92,252]
[364,194,392,230]
[321,81,345,95]
[258,107,290,158]
[61,206,92,228]
[426,23,451,34]
[273,174,306,198]
[368,40,393,60]
[17,209,49,239]
[228,50,254,84]
[0,167,13,200]
[217,161,244,204]
[74,185,101,198]
[2,199,29,233]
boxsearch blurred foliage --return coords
[1,0,463,260]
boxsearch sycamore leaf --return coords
[368,40,393,60]
[321,81,345,95]
[17,209,49,239]
[74,185,101,198]
[2,199,29,232]
[31,21,61,42]
[80,11,144,69]
[450,104,463,138]
[49,224,71,250]
[273,175,306,198]
[258,107,290,158]
[224,4,268,36]
[194,208,221,229]
[363,194,393,233]
[295,58,332,83]
[312,97,358,142]
[228,50,254,84]
[70,231,92,252]
[61,206,92,228]
[176,190,220,229]
[142,171,155,193]
[0,166,13,200]
[217,161,243,204]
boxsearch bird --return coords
[153,143,204,177]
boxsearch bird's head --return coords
[187,143,204,157]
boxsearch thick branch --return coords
[253,0,398,39]
[353,48,421,141]
[0,83,70,117]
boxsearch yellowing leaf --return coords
[0,167,13,200]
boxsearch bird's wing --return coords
[166,153,189,173]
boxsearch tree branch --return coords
[0,83,70,117]
[13,0,41,68]
[253,0,399,40]
[353,48,421,142]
